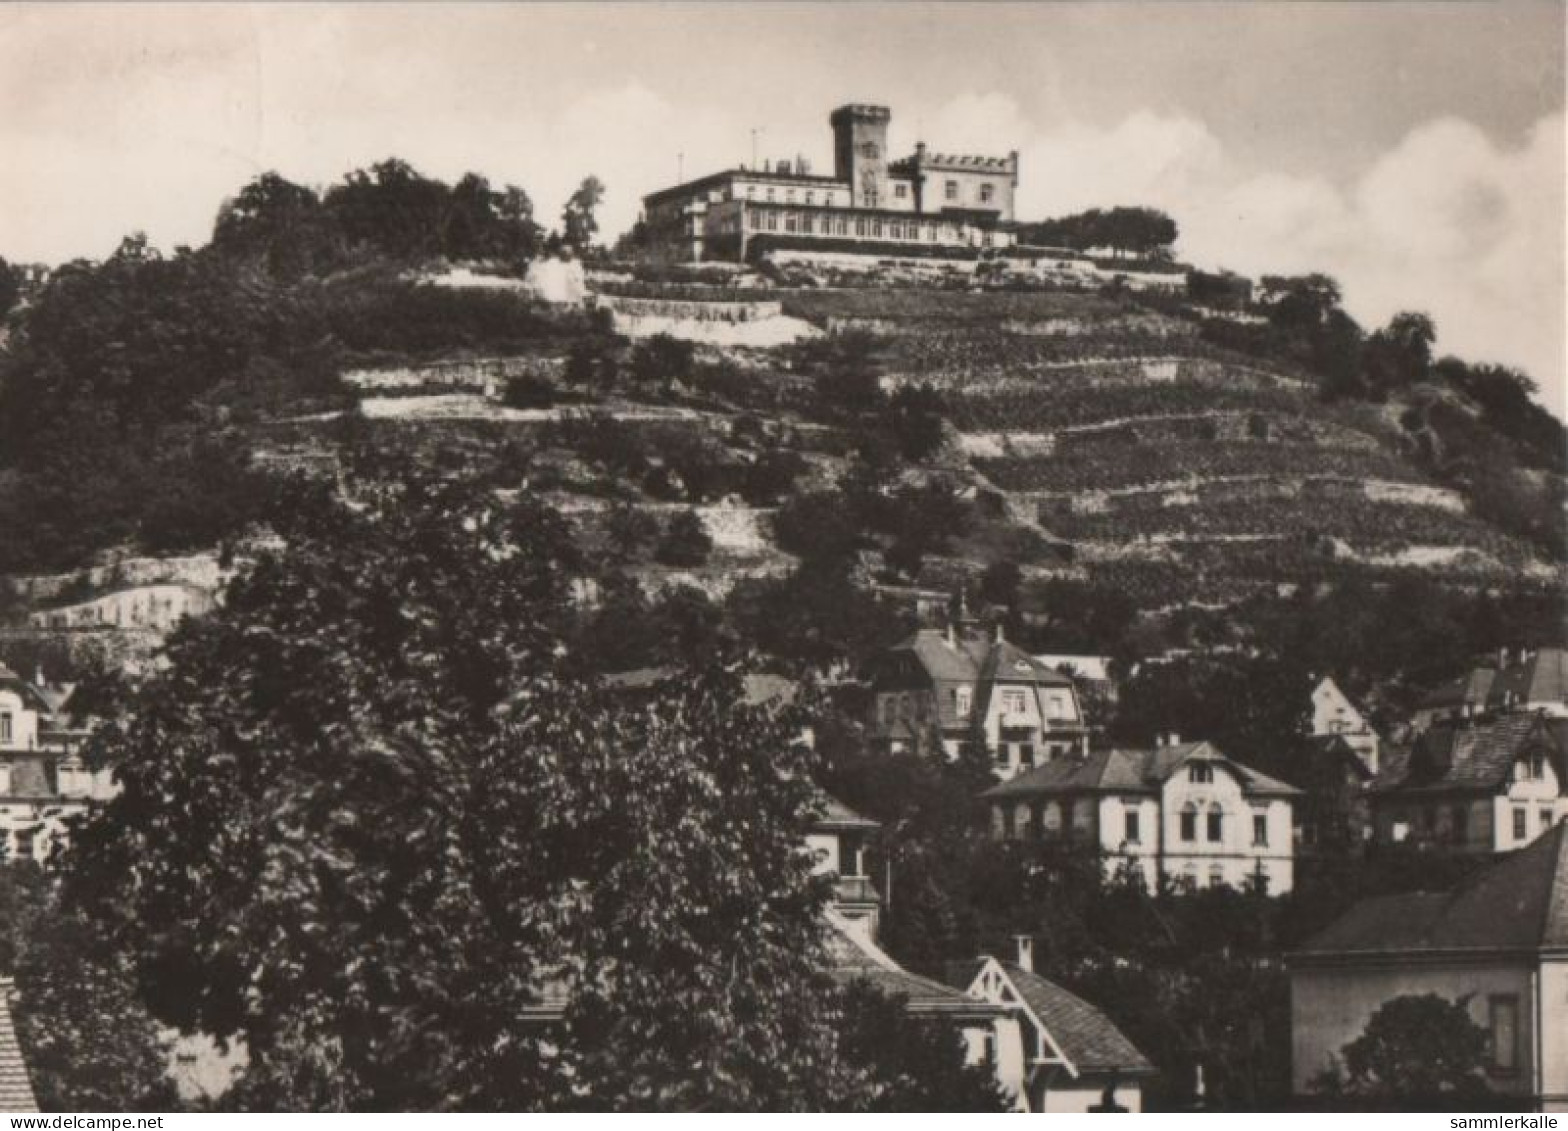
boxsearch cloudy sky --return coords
[2,2,1563,410]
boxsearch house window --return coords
[766,187,776,201]
[15,826,35,861]
[1453,805,1468,843]
[993,744,1009,766]
[956,686,972,718]
[980,183,994,204]
[1180,806,1197,842]
[1188,762,1214,784]
[785,190,796,203]
[1489,995,1519,1075]
[894,183,908,199]
[944,180,958,201]
[1513,807,1528,841]
[1001,690,1027,716]
[746,186,756,199]
[1044,692,1077,721]
[1125,808,1141,844]
[0,712,11,744]
[1208,864,1225,889]
[1043,802,1062,832]
[1019,744,1035,767]
[1207,810,1224,843]
[1253,813,1268,846]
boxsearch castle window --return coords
[944,180,958,201]
[800,215,813,234]
[980,183,994,204]
[766,187,776,201]
[786,190,796,203]
[747,186,756,199]
[855,219,867,237]
[805,191,815,205]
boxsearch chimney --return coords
[1014,935,1034,973]
[946,620,956,647]
[995,623,1005,645]
[1168,732,1181,747]
[1498,648,1508,669]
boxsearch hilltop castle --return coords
[640,104,1020,263]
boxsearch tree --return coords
[561,176,606,253]
[66,471,860,1110]
[654,508,714,567]
[0,255,21,320]
[212,172,338,278]
[628,333,694,390]
[836,980,1010,1112]
[1319,994,1492,1103]
[887,384,947,461]
[1,865,175,1112]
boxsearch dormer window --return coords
[1000,689,1027,716]
[1188,762,1215,784]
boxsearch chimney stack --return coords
[1014,935,1034,973]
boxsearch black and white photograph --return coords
[0,0,1564,1114]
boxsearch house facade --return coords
[865,623,1090,780]
[1288,823,1568,1110]
[1310,676,1380,775]
[959,942,1155,1112]
[1370,714,1568,854]
[0,664,115,864]
[982,738,1299,893]
[27,582,215,633]
[640,104,1019,263]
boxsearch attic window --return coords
[1188,762,1215,785]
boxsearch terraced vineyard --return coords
[918,315,1559,604]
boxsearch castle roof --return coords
[1293,822,1568,961]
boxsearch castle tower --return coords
[830,104,891,210]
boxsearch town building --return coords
[27,582,215,633]
[956,940,1155,1112]
[1294,733,1376,855]
[0,664,115,864]
[1309,676,1380,775]
[640,104,1020,263]
[1412,647,1568,732]
[1288,822,1568,1110]
[864,622,1090,780]
[0,980,37,1113]
[1369,714,1567,854]
[982,737,1300,893]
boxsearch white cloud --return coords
[931,93,1564,415]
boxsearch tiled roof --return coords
[813,794,879,832]
[983,742,1300,800]
[875,628,1075,732]
[1418,649,1568,713]
[1000,964,1155,1076]
[1374,714,1560,796]
[1295,822,1568,959]
[0,981,38,1113]
[826,912,1003,1020]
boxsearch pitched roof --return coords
[983,742,1300,800]
[0,666,54,715]
[999,963,1155,1077]
[1418,649,1568,713]
[0,981,38,1113]
[1374,713,1560,796]
[813,794,879,832]
[1294,822,1568,960]
[826,911,1003,1020]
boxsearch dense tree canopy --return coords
[66,470,860,1110]
[1017,207,1179,259]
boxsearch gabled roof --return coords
[995,963,1155,1077]
[0,981,38,1113]
[0,665,54,715]
[1373,713,1561,796]
[813,794,879,832]
[826,910,1003,1020]
[1294,822,1568,960]
[983,742,1300,800]
[1418,648,1568,713]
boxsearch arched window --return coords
[1179,803,1198,842]
[1207,808,1224,843]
